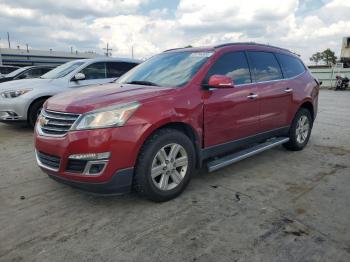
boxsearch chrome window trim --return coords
[234,70,306,88]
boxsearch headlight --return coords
[71,101,140,130]
[1,89,32,98]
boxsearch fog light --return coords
[69,152,110,161]
[89,163,106,174]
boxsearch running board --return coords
[207,137,289,172]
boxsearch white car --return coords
[0,57,141,126]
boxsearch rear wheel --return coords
[28,99,46,127]
[133,128,195,202]
[283,108,312,151]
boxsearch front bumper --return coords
[34,124,146,194]
[47,167,134,195]
[0,97,27,121]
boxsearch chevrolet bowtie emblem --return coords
[39,116,49,126]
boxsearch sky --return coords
[0,0,349,64]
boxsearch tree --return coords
[322,48,337,66]
[310,52,323,65]
[310,48,337,66]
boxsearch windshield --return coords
[6,67,30,77]
[117,51,213,87]
[41,61,85,79]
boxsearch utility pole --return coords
[7,32,11,49]
[103,43,112,57]
[26,43,29,53]
[131,45,134,59]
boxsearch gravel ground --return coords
[0,90,349,262]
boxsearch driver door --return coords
[203,51,260,147]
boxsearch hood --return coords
[0,78,57,91]
[46,83,174,113]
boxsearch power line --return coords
[103,43,112,57]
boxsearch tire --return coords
[28,99,46,128]
[133,128,195,202]
[283,108,313,151]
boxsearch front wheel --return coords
[133,128,195,202]
[283,108,312,151]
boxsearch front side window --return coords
[204,51,251,85]
[276,53,305,78]
[117,51,213,87]
[247,51,283,82]
[41,61,84,79]
[107,62,138,78]
[80,62,106,80]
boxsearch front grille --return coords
[39,109,80,136]
[37,151,61,170]
[66,159,87,173]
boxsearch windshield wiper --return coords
[126,80,159,86]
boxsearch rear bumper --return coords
[46,167,134,195]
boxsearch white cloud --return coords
[0,0,349,64]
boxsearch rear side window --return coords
[80,62,106,80]
[205,51,251,85]
[107,62,138,78]
[276,53,305,78]
[41,68,52,75]
[247,51,283,82]
[24,68,46,78]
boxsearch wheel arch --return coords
[136,121,202,168]
[299,100,315,122]
[27,96,51,121]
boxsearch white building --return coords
[340,36,350,68]
[0,47,101,67]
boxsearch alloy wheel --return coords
[151,143,188,191]
[296,115,309,144]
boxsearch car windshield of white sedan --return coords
[40,61,84,79]
[117,51,213,87]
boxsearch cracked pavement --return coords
[0,90,349,262]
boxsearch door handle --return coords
[247,93,258,99]
[284,88,293,93]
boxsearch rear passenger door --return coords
[203,51,260,147]
[247,51,291,132]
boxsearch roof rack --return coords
[214,42,291,52]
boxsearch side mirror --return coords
[319,81,323,86]
[208,75,234,89]
[72,73,85,81]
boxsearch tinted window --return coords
[81,62,106,80]
[276,53,305,78]
[107,62,138,78]
[0,67,18,75]
[205,52,251,85]
[248,51,283,82]
[41,67,52,75]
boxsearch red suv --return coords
[34,43,319,201]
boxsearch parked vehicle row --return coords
[0,66,54,83]
[0,65,19,77]
[32,43,319,201]
[0,58,141,126]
